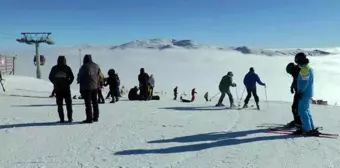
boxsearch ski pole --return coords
[209,92,220,101]
[264,86,268,110]
[235,87,239,103]
[237,88,245,106]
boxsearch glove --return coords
[290,87,294,94]
[263,83,266,87]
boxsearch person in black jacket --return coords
[138,68,149,100]
[49,56,74,123]
[104,69,120,103]
[128,86,140,100]
[286,62,302,128]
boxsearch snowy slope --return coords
[0,77,340,168]
[109,38,334,56]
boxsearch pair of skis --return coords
[266,127,338,139]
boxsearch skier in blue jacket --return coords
[242,67,266,110]
[293,52,320,135]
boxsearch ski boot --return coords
[242,104,248,108]
[215,103,225,107]
[256,103,260,110]
[284,121,297,128]
[230,104,236,108]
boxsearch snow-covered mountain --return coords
[110,38,334,56]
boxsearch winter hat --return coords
[57,55,66,65]
[286,62,295,75]
[227,71,233,76]
[108,69,115,76]
[249,67,254,72]
[83,54,93,64]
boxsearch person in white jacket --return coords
[148,74,155,99]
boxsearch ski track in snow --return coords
[1,76,340,168]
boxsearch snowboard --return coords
[266,127,338,139]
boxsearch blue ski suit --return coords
[297,64,314,132]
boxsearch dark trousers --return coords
[244,88,259,105]
[292,93,302,124]
[218,90,233,105]
[55,89,73,121]
[109,87,119,102]
[80,90,99,121]
[98,89,105,103]
[174,93,177,100]
[139,85,148,100]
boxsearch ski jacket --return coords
[243,72,265,89]
[138,72,149,86]
[290,65,301,92]
[148,75,155,87]
[219,75,236,92]
[49,56,74,91]
[77,55,101,91]
[297,64,314,98]
[105,74,120,89]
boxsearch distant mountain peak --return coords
[110,38,334,56]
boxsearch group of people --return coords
[216,67,266,110]
[48,54,158,124]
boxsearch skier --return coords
[98,71,105,104]
[286,62,302,128]
[242,67,266,110]
[48,56,74,123]
[173,86,178,100]
[138,68,150,100]
[0,70,5,92]
[293,52,319,135]
[104,69,120,103]
[216,71,237,107]
[191,88,197,101]
[148,74,155,100]
[77,54,101,123]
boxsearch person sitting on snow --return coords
[216,71,237,107]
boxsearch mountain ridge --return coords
[109,38,335,56]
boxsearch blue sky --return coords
[0,0,339,49]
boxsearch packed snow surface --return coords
[0,76,340,168]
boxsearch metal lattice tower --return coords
[16,32,54,79]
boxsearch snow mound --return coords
[0,75,78,98]
[110,38,333,56]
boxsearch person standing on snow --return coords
[293,52,319,135]
[48,56,75,123]
[77,54,101,123]
[242,67,266,110]
[191,88,197,101]
[104,69,120,103]
[173,86,178,100]
[98,71,105,104]
[148,74,155,99]
[138,68,150,100]
[286,62,302,128]
[216,71,237,107]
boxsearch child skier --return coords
[293,52,319,135]
[98,71,105,104]
[191,88,197,101]
[242,67,266,110]
[104,69,120,103]
[286,62,302,128]
[173,86,178,100]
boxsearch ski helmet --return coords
[286,62,295,74]
[294,52,309,65]
[227,71,233,76]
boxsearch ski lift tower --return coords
[16,32,54,79]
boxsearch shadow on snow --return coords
[0,121,84,130]
[11,103,85,107]
[114,128,301,155]
[159,106,232,111]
